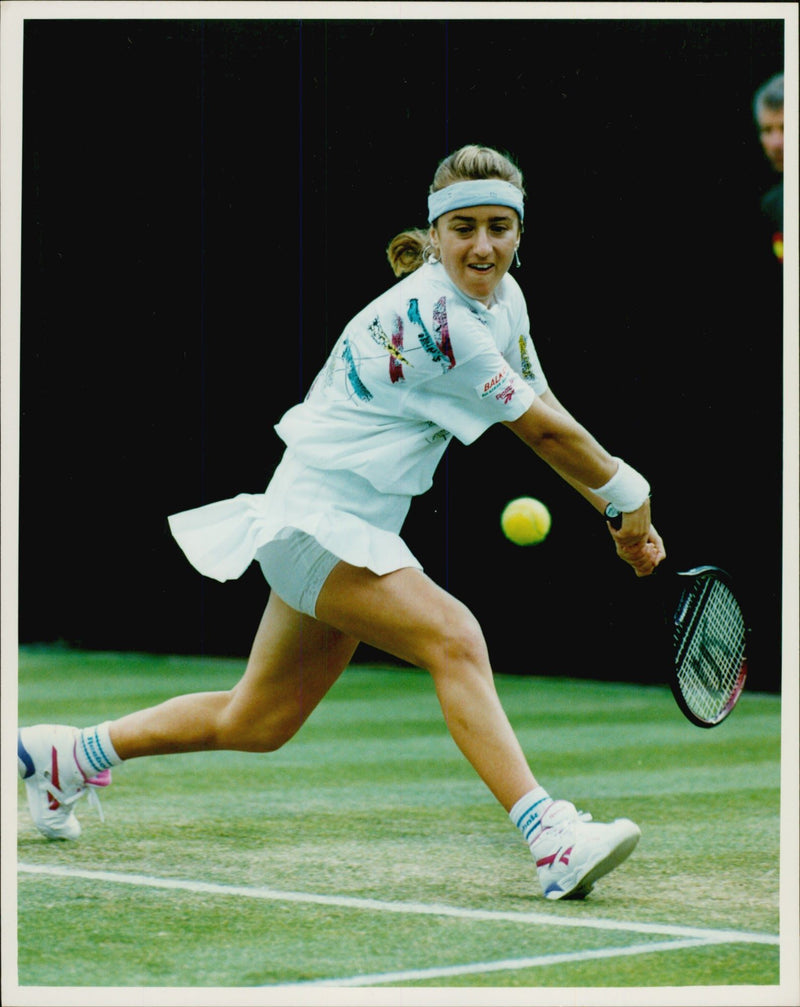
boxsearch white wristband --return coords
[595,457,650,513]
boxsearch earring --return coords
[425,245,440,264]
[514,245,522,268]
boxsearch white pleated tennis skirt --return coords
[167,449,423,616]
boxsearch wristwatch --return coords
[604,503,623,529]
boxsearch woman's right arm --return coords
[503,391,665,576]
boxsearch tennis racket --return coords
[606,506,749,727]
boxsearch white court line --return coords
[282,937,722,987]
[18,861,779,947]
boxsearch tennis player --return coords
[19,145,665,901]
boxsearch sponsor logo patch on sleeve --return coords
[476,365,517,403]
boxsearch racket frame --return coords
[604,506,748,727]
[671,565,748,728]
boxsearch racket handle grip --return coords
[604,503,623,529]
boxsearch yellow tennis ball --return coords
[500,497,551,546]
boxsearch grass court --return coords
[14,646,785,997]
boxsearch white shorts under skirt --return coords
[167,450,423,617]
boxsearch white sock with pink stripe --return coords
[74,722,123,781]
[509,786,554,847]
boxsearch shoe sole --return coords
[546,821,641,900]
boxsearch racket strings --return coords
[674,578,746,722]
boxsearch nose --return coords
[474,228,492,256]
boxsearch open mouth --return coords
[469,263,494,272]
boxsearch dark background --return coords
[19,17,784,690]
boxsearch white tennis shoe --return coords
[18,724,111,840]
[531,799,641,900]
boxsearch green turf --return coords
[14,646,782,991]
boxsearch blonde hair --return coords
[386,145,525,278]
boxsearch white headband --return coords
[427,179,524,224]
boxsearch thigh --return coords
[224,589,360,738]
[315,561,487,672]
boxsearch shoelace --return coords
[532,806,593,849]
[43,774,108,823]
[86,787,106,823]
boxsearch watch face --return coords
[605,504,622,529]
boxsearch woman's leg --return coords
[313,564,642,902]
[110,562,535,812]
[21,561,640,901]
[315,562,538,812]
[108,591,360,759]
[18,590,359,839]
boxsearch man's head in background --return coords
[754,73,784,174]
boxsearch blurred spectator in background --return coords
[753,72,783,263]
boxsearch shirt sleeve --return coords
[405,339,536,445]
[498,280,549,396]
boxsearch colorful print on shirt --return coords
[407,297,456,372]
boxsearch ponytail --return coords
[386,228,432,278]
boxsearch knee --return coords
[239,721,296,753]
[242,731,295,754]
[215,693,302,753]
[221,720,299,754]
[419,603,490,678]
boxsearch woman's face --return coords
[430,204,521,305]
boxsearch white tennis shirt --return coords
[275,261,548,496]
[169,261,550,586]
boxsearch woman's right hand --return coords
[607,500,666,577]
